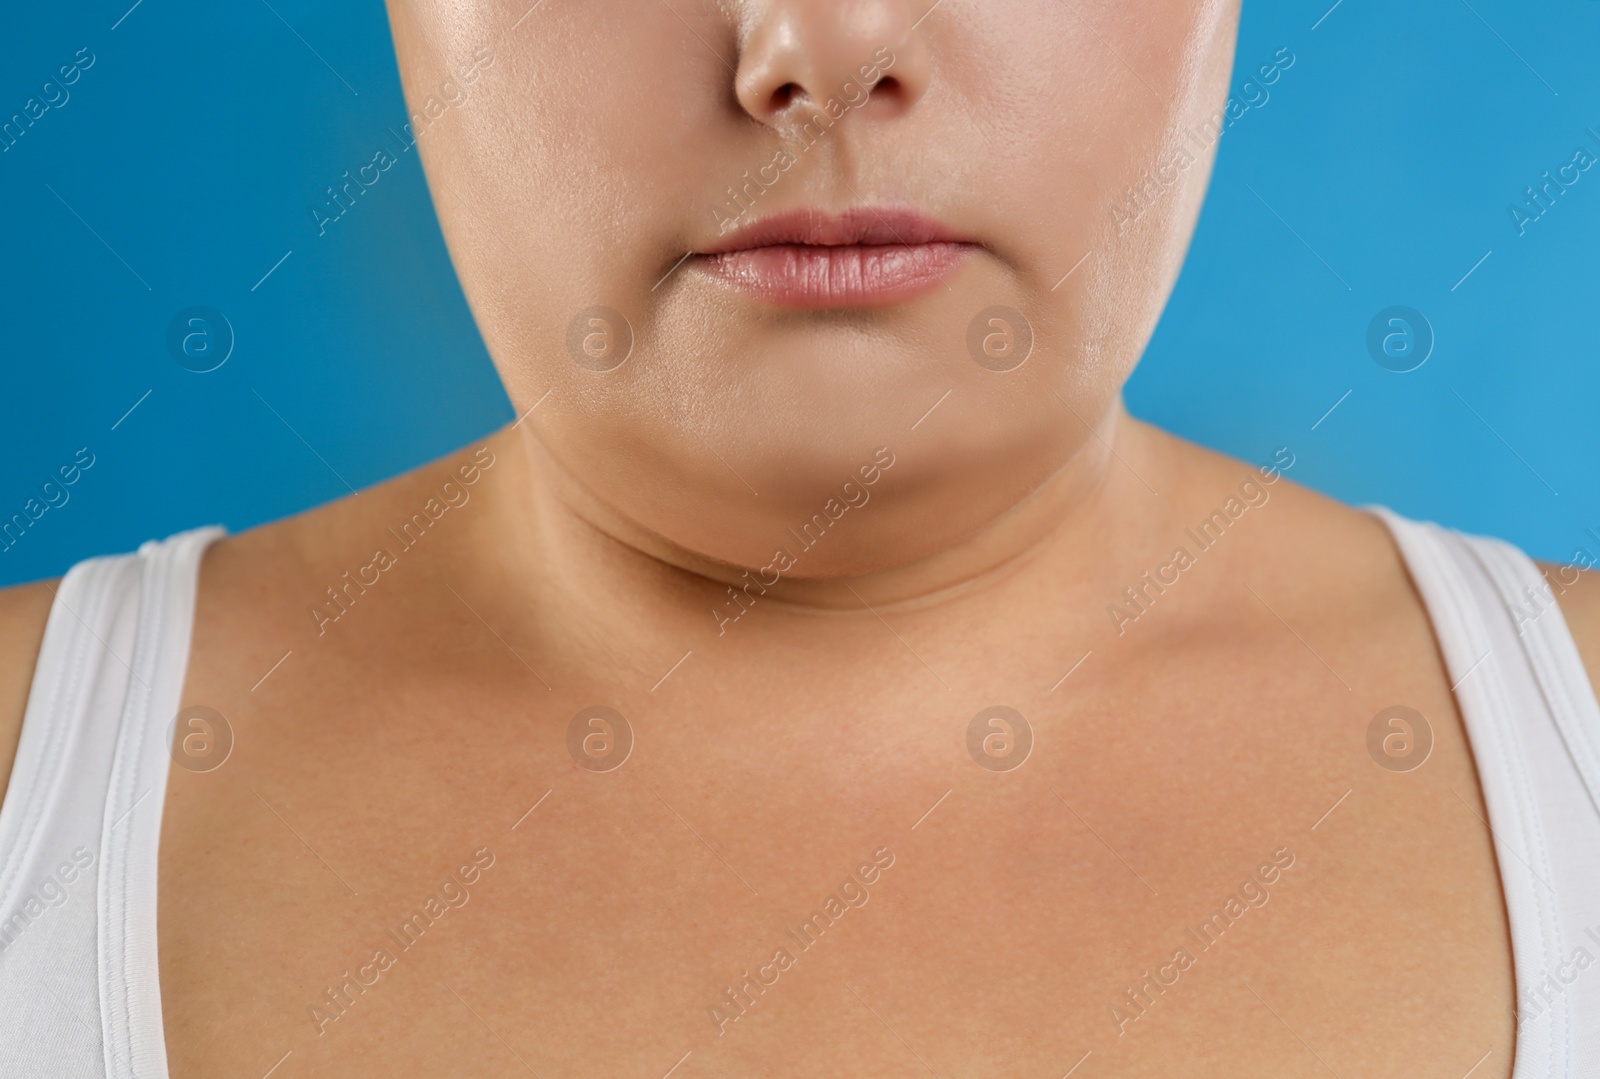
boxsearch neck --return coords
[452,404,1168,652]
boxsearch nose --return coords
[734,0,931,126]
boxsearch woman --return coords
[1,1,1597,1076]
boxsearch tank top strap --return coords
[0,525,222,1079]
[1374,506,1600,1079]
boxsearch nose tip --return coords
[734,2,930,125]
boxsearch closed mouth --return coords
[690,207,980,308]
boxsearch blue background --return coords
[2,0,1597,586]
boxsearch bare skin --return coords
[3,1,1599,1075]
[8,414,1598,1077]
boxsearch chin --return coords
[629,418,1077,581]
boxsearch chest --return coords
[157,645,1516,1078]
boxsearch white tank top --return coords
[0,514,1597,1077]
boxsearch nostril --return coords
[770,82,801,110]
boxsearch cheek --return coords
[421,2,722,369]
[935,1,1228,289]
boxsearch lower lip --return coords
[693,242,976,308]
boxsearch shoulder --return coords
[0,578,62,809]
[1124,427,1441,680]
[182,435,511,693]
[196,435,507,606]
[1204,436,1600,698]
[1137,428,1409,616]
[1545,563,1600,692]
[0,433,509,809]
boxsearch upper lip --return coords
[697,207,976,256]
